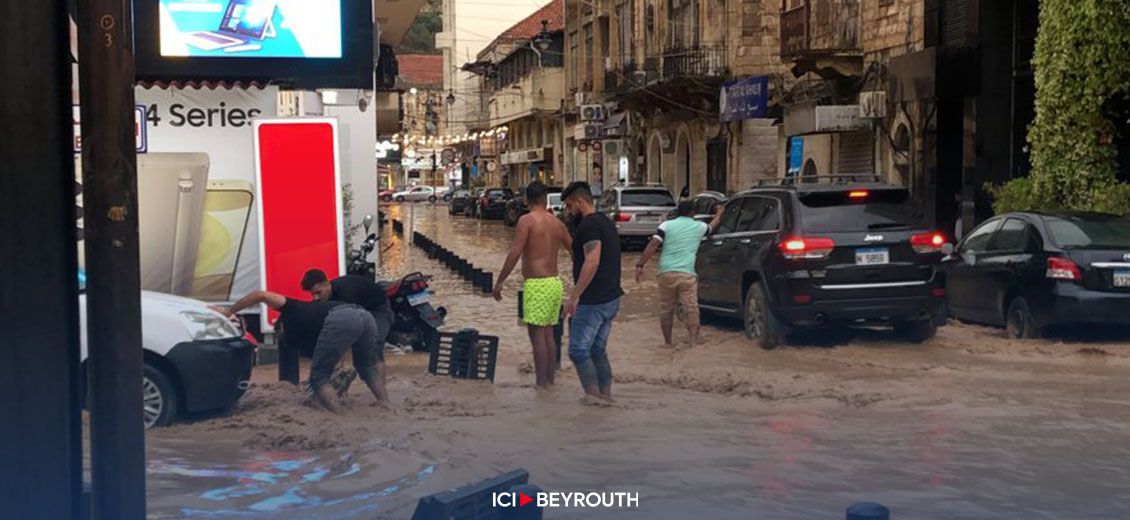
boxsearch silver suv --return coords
[599,184,677,247]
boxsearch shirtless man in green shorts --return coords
[493,181,573,389]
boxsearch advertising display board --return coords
[135,0,373,88]
[253,119,345,331]
[135,85,277,299]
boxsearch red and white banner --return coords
[253,118,345,331]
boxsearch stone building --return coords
[396,54,450,187]
[466,0,567,189]
[561,0,788,198]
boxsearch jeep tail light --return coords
[614,212,631,223]
[1046,257,1082,281]
[848,190,869,199]
[910,232,946,254]
[779,237,835,259]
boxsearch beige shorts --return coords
[658,272,699,324]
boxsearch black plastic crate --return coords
[429,329,499,382]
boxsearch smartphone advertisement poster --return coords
[159,0,342,58]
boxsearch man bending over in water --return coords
[218,290,389,413]
[493,181,572,388]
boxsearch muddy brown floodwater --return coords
[142,203,1130,519]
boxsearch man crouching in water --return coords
[218,290,389,412]
[493,181,572,389]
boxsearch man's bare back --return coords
[517,208,571,279]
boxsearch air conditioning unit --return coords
[603,140,624,156]
[574,124,604,140]
[859,91,888,119]
[580,104,607,122]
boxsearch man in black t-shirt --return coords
[562,181,622,403]
[219,290,390,413]
[302,270,394,354]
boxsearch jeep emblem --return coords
[864,234,884,242]
[1124,253,1130,262]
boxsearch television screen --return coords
[158,0,343,58]
[135,0,372,88]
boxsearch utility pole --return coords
[76,0,148,517]
[0,2,84,518]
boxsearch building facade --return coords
[466,0,567,189]
[395,54,452,187]
[561,0,787,198]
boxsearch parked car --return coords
[449,189,475,215]
[695,178,948,349]
[477,188,515,219]
[670,191,727,222]
[600,185,677,248]
[80,287,256,428]
[379,187,400,202]
[391,185,447,203]
[943,212,1130,338]
[463,188,486,218]
[504,185,563,226]
[548,192,564,216]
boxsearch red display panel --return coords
[253,119,344,330]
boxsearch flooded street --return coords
[144,204,1130,519]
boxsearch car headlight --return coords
[179,311,241,341]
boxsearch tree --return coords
[991,0,1130,214]
[397,0,443,55]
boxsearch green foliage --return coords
[990,0,1130,215]
[341,183,362,254]
[396,0,443,55]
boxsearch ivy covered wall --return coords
[991,0,1130,214]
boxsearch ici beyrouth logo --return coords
[492,490,639,509]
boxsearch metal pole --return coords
[76,0,147,517]
[0,2,84,518]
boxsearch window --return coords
[960,218,1003,254]
[736,197,781,232]
[569,31,579,90]
[583,23,594,90]
[621,189,676,207]
[692,196,717,215]
[599,16,610,58]
[717,199,743,235]
[1044,215,1130,249]
[617,4,632,63]
[987,218,1032,252]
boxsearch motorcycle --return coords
[347,215,446,353]
[378,272,447,353]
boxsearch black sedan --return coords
[943,212,1130,338]
[477,188,514,220]
[448,189,474,215]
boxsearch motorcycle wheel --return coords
[414,325,440,353]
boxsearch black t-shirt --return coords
[278,298,342,356]
[331,275,388,310]
[572,213,623,305]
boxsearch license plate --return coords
[637,215,659,222]
[407,292,431,306]
[856,247,890,265]
[1115,270,1130,288]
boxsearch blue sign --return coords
[719,75,769,122]
[787,136,804,177]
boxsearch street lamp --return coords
[533,20,552,51]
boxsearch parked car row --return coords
[690,176,1130,349]
[381,185,452,203]
[504,185,563,226]
[447,187,516,219]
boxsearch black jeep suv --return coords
[694,177,949,349]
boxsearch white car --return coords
[391,185,450,202]
[548,192,563,215]
[80,290,256,428]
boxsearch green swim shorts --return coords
[523,277,564,326]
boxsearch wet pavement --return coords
[141,203,1130,519]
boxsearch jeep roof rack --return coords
[753,174,884,188]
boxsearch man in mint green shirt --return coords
[635,200,724,347]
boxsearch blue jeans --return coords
[568,298,620,390]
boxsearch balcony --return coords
[661,45,727,79]
[781,0,861,59]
